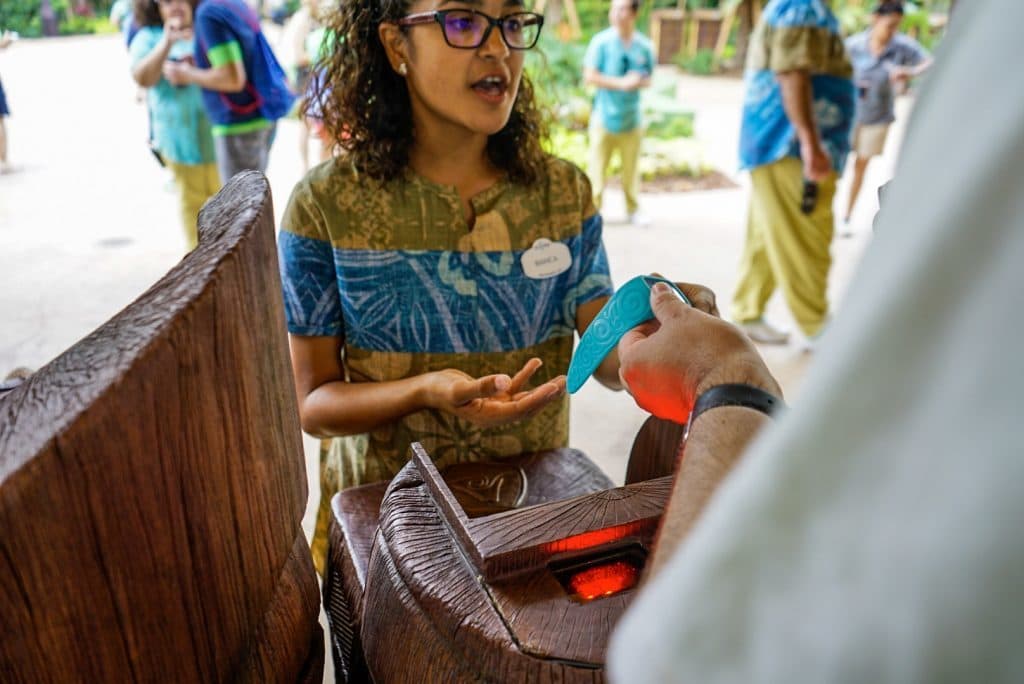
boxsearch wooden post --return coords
[536,0,581,40]
[713,0,741,69]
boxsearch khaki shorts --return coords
[853,123,891,159]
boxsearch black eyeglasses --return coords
[396,9,544,50]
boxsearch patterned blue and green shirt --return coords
[739,0,856,172]
[277,155,613,486]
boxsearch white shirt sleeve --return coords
[608,1,1024,681]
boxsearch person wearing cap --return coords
[842,0,932,227]
[731,0,855,348]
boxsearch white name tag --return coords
[521,239,572,279]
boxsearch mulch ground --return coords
[604,170,739,193]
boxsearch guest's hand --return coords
[618,283,780,424]
[162,60,192,86]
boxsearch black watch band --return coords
[688,383,784,428]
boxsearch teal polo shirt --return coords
[584,27,655,133]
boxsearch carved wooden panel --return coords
[624,416,685,484]
[0,172,322,683]
[326,411,684,681]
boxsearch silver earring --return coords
[398,63,407,76]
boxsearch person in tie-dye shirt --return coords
[277,0,717,573]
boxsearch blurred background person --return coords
[842,0,932,228]
[583,0,655,227]
[0,29,15,175]
[280,0,328,171]
[130,0,219,250]
[163,0,294,184]
[731,0,855,348]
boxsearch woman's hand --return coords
[425,357,566,428]
[164,16,193,44]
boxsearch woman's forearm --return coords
[297,375,431,438]
[132,37,172,87]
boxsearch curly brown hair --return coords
[311,1,548,185]
[133,0,200,28]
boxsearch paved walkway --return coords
[0,29,908,494]
[0,34,904,679]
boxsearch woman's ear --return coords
[378,22,409,75]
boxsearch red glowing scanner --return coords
[411,445,670,586]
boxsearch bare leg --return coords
[0,117,8,173]
[298,116,310,172]
[845,155,871,222]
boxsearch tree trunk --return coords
[735,0,755,69]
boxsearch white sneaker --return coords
[627,212,651,227]
[799,320,830,353]
[736,319,790,345]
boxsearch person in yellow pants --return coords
[731,0,855,347]
[732,156,837,341]
[588,123,642,223]
[129,0,220,252]
[166,161,220,248]
[583,0,654,226]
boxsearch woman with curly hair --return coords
[129,0,218,249]
[277,0,714,573]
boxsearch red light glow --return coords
[567,560,639,601]
[543,522,645,554]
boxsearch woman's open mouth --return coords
[471,75,509,104]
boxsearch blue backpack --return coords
[199,0,296,122]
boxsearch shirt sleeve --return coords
[898,36,930,66]
[574,213,614,308]
[764,2,846,75]
[278,182,343,337]
[583,36,603,72]
[642,40,656,74]
[194,6,243,66]
[128,27,160,67]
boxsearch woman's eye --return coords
[447,16,475,33]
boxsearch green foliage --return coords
[1,0,118,38]
[674,48,716,76]
[834,0,947,50]
[646,112,694,139]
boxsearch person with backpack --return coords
[163,0,294,183]
[129,0,218,249]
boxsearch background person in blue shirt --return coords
[732,0,855,348]
[583,0,655,227]
[163,0,294,183]
[842,1,932,226]
[129,0,219,249]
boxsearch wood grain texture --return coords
[363,478,605,683]
[624,416,685,484]
[325,452,613,682]
[0,172,322,683]
[325,483,386,683]
[411,446,670,581]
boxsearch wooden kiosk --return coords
[325,418,685,682]
[0,173,323,682]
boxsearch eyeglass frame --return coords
[395,9,545,50]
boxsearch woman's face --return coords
[382,0,534,143]
[157,0,193,28]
